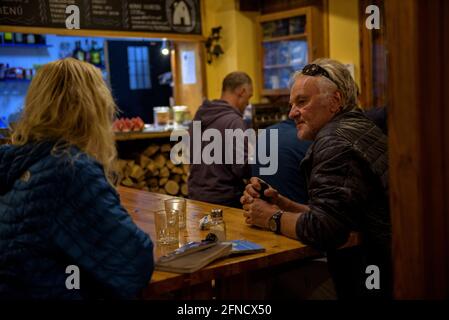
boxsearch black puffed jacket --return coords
[298,109,391,253]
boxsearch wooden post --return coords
[385,0,449,298]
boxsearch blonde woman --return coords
[0,58,154,299]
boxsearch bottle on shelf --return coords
[4,32,13,44]
[14,33,24,44]
[90,40,102,67]
[84,40,91,63]
[209,209,227,242]
[26,34,36,44]
[73,41,86,61]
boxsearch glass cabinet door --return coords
[260,14,309,92]
[262,40,308,90]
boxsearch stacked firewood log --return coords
[115,143,189,197]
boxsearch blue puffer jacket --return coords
[0,141,154,299]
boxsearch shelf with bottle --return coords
[0,64,35,82]
[261,15,307,41]
[262,33,308,43]
[263,64,306,92]
[263,40,307,68]
[252,102,291,130]
[72,40,105,69]
[0,32,47,46]
[0,43,52,48]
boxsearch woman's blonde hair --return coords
[12,58,117,182]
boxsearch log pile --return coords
[115,143,189,197]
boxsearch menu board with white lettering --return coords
[0,0,202,35]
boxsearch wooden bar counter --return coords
[115,127,188,141]
[119,186,326,299]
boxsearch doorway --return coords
[107,40,172,124]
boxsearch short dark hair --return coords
[222,71,252,92]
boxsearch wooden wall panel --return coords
[440,0,448,296]
[359,0,388,109]
[386,0,449,299]
[259,0,323,14]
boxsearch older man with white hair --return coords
[241,59,391,299]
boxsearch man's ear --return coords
[236,86,245,97]
[329,91,343,113]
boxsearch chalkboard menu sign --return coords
[0,0,202,35]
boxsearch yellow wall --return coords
[203,0,260,102]
[202,0,360,102]
[328,0,360,86]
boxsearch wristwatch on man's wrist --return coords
[268,210,284,234]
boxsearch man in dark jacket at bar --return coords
[188,71,253,208]
[241,59,391,299]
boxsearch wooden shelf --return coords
[0,43,52,48]
[262,33,307,43]
[115,128,188,141]
[263,63,304,69]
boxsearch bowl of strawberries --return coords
[113,117,145,133]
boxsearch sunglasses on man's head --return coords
[301,64,331,80]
